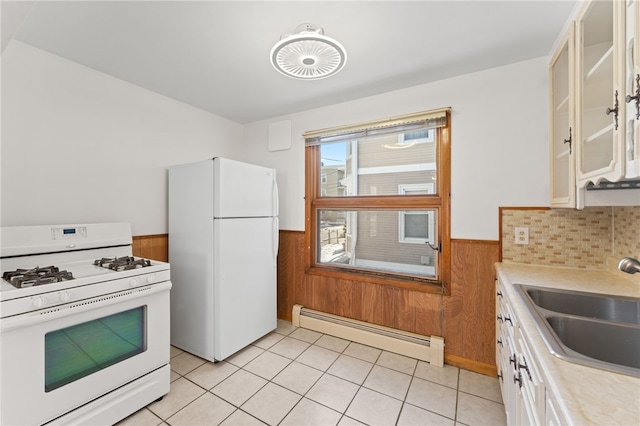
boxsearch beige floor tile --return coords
[456,392,507,426]
[397,403,455,426]
[212,369,267,407]
[220,409,267,425]
[226,345,264,368]
[272,361,323,395]
[169,370,180,383]
[243,350,291,380]
[327,354,373,385]
[458,369,503,403]
[280,398,342,426]
[289,327,323,343]
[269,336,311,359]
[116,408,162,426]
[253,332,285,350]
[170,351,207,375]
[376,351,418,375]
[275,320,297,336]
[315,334,350,353]
[169,346,184,358]
[405,377,457,420]
[147,377,205,420]
[343,342,382,363]
[414,361,459,389]
[345,387,403,426]
[296,344,340,371]
[337,416,367,425]
[241,383,302,426]
[306,373,359,413]
[166,392,235,426]
[185,360,238,390]
[363,365,412,400]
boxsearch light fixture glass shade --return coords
[270,24,347,80]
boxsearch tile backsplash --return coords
[501,206,639,270]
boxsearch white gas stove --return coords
[0,223,171,425]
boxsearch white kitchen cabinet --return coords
[549,23,577,207]
[575,0,639,187]
[545,390,569,426]
[496,278,539,426]
[496,277,561,426]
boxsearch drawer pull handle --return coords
[513,372,523,388]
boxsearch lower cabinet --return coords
[495,278,568,426]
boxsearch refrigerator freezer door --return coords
[213,217,277,360]
[213,158,278,219]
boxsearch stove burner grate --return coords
[2,266,75,288]
[94,256,151,271]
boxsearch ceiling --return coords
[2,1,577,124]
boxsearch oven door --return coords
[0,281,170,426]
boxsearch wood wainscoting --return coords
[278,230,500,376]
[134,231,499,375]
[132,234,168,262]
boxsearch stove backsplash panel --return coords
[501,206,639,270]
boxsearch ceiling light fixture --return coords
[270,23,347,80]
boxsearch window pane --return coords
[45,306,146,392]
[318,209,438,278]
[319,130,437,197]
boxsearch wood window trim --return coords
[304,121,451,295]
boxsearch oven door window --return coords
[45,306,147,392]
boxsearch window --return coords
[398,183,435,245]
[305,109,451,292]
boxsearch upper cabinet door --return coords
[626,0,640,178]
[576,0,626,187]
[550,23,576,207]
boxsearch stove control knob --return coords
[33,296,48,308]
[59,291,71,302]
[146,275,155,284]
[129,278,139,287]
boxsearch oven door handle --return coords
[0,281,171,332]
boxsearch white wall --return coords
[242,57,550,240]
[1,41,243,235]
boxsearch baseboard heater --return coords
[292,305,444,367]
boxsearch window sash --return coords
[305,110,450,293]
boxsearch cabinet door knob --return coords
[606,90,620,130]
[563,127,572,155]
[625,74,640,120]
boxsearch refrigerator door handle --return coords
[272,173,279,217]
[272,217,279,259]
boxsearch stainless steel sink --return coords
[514,284,640,377]
[524,287,640,325]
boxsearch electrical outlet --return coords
[515,227,529,245]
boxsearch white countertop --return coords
[495,262,640,426]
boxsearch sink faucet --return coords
[618,257,640,274]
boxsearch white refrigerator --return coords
[168,157,279,361]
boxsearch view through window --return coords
[305,109,450,289]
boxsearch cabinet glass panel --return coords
[580,0,615,174]
[551,37,572,200]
